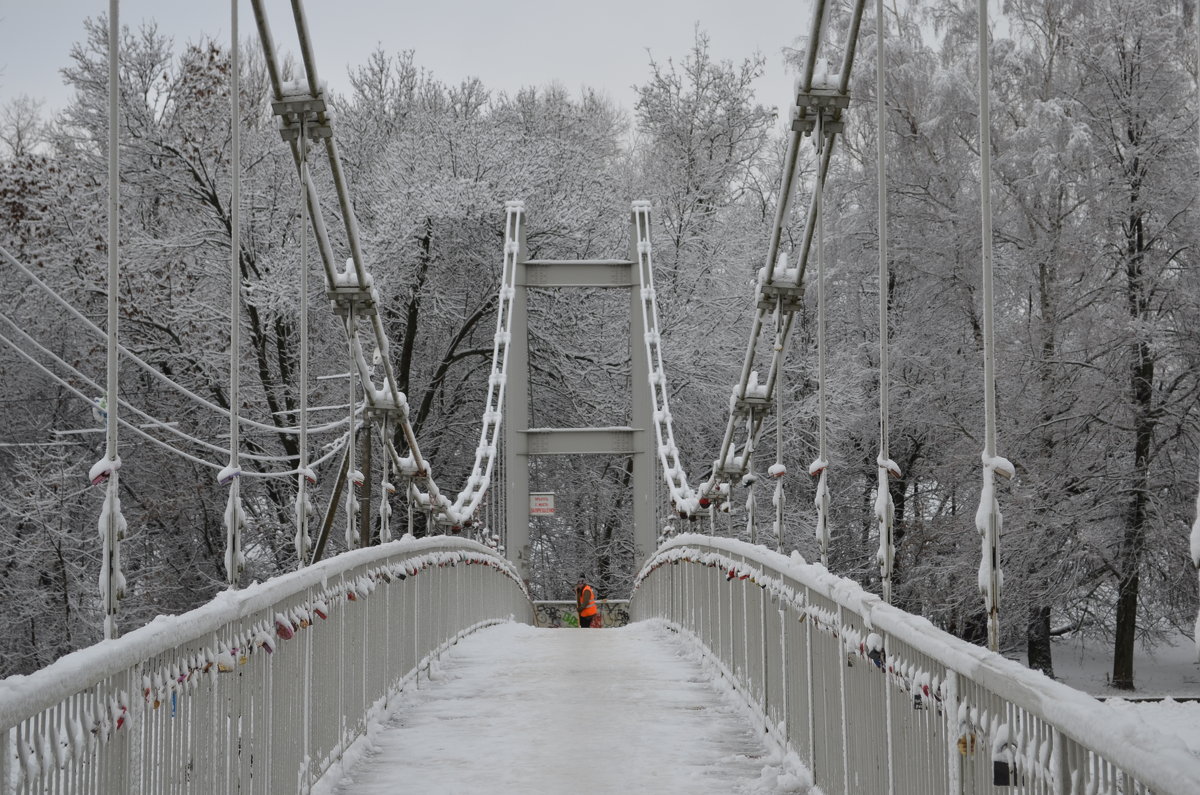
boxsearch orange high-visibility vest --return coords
[578,585,598,618]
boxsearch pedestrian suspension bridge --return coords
[2,1,1199,793]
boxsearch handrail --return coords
[632,535,1200,795]
[0,537,532,793]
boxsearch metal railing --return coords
[0,537,532,794]
[631,535,1200,795]
[532,600,631,628]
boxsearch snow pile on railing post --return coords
[92,456,125,639]
[222,479,247,584]
[875,456,900,602]
[810,458,831,566]
[1192,461,1200,660]
[976,453,1014,650]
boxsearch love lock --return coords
[992,743,1018,786]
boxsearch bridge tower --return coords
[503,205,657,582]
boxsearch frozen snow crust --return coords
[634,534,1200,795]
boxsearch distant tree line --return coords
[0,0,1197,691]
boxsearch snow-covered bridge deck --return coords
[324,622,805,794]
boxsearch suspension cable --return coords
[875,0,899,605]
[100,0,125,641]
[0,324,349,477]
[702,1,868,503]
[812,177,831,567]
[379,417,392,542]
[345,305,358,549]
[773,300,785,553]
[1,246,352,436]
[295,116,312,566]
[630,1,867,537]
[976,0,1013,653]
[1193,0,1200,664]
[223,0,247,588]
[0,311,321,465]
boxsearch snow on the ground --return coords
[321,621,813,794]
[1051,632,1200,698]
[1049,632,1200,758]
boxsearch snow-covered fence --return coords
[0,537,532,794]
[631,535,1200,795]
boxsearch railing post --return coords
[761,588,769,720]
[884,636,895,795]
[837,605,850,791]
[805,591,816,774]
[1,722,10,793]
[946,671,962,795]
[1051,726,1069,795]
[779,593,789,750]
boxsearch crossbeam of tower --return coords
[503,206,658,577]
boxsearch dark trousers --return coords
[579,614,594,628]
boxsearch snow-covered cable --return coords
[0,327,349,478]
[700,4,870,505]
[811,184,831,567]
[773,303,785,553]
[251,2,479,530]
[976,0,1005,653]
[630,3,867,531]
[379,417,392,543]
[1194,2,1200,663]
[705,142,836,499]
[1192,460,1200,661]
[295,118,312,567]
[224,0,247,588]
[101,0,124,641]
[446,201,523,524]
[345,306,359,550]
[631,201,701,518]
[875,0,897,605]
[0,246,352,436]
[0,311,333,466]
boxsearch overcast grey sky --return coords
[0,1,814,118]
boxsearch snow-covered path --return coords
[323,621,812,794]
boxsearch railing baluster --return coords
[0,540,530,795]
[629,537,1200,795]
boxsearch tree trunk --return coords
[1027,255,1058,677]
[1112,207,1153,691]
[1026,605,1054,676]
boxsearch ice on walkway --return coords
[325,621,812,794]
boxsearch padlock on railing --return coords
[992,741,1017,786]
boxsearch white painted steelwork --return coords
[503,205,658,571]
[874,0,898,606]
[249,2,521,536]
[700,0,868,502]
[0,538,532,794]
[628,2,872,535]
[99,0,123,642]
[631,536,1200,795]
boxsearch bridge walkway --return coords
[325,622,808,794]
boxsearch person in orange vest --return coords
[575,578,599,628]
